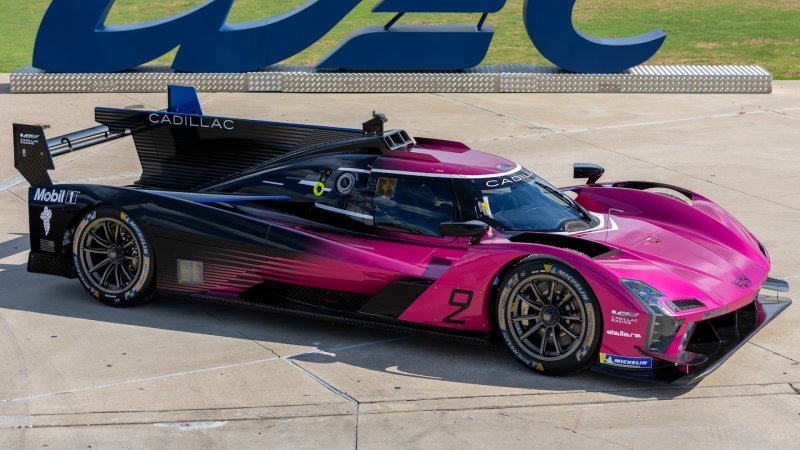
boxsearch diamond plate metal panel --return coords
[11,67,248,93]
[248,72,283,92]
[498,65,771,94]
[280,72,499,93]
[11,65,772,94]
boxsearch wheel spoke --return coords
[119,263,133,283]
[99,263,113,286]
[89,258,112,274]
[518,321,544,341]
[512,314,539,323]
[539,327,550,356]
[555,291,573,309]
[88,230,111,248]
[558,323,579,340]
[83,247,108,254]
[528,281,546,304]
[551,328,562,356]
[561,315,582,321]
[113,264,122,289]
[548,279,558,303]
[102,221,114,242]
[122,240,135,250]
[516,294,542,311]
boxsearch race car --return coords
[13,85,791,384]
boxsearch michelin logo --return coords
[599,352,652,368]
[40,206,52,236]
[33,188,79,204]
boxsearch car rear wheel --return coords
[73,206,155,306]
[496,257,601,375]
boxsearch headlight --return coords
[620,279,684,353]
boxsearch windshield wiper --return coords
[535,181,591,222]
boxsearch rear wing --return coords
[13,123,127,187]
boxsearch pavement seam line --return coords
[748,341,800,365]
[199,92,233,107]
[0,357,281,403]
[10,387,800,430]
[18,380,795,419]
[284,359,358,405]
[433,93,553,132]
[8,190,27,203]
[3,189,27,204]
[707,94,797,118]
[356,381,797,405]
[29,401,344,417]
[557,110,769,134]
[0,336,407,404]
[201,309,282,358]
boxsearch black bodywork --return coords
[16,86,493,343]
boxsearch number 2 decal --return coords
[443,289,473,325]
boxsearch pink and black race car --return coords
[14,86,791,384]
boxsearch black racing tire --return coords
[496,257,602,376]
[72,206,156,306]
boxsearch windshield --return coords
[463,169,597,232]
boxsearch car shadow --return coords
[0,238,690,401]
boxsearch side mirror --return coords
[440,220,489,243]
[573,163,605,185]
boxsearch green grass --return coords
[0,0,798,78]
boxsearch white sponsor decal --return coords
[606,329,642,339]
[485,171,533,188]
[19,132,41,146]
[611,310,640,325]
[33,188,79,204]
[148,113,234,130]
[40,206,52,236]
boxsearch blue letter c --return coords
[523,0,666,73]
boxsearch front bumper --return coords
[593,290,791,385]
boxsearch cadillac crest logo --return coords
[733,275,752,289]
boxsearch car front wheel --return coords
[496,257,601,375]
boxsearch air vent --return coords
[383,130,414,150]
[667,298,706,313]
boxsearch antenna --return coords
[362,111,387,135]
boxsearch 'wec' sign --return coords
[33,0,666,74]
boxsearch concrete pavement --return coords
[1,77,799,448]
